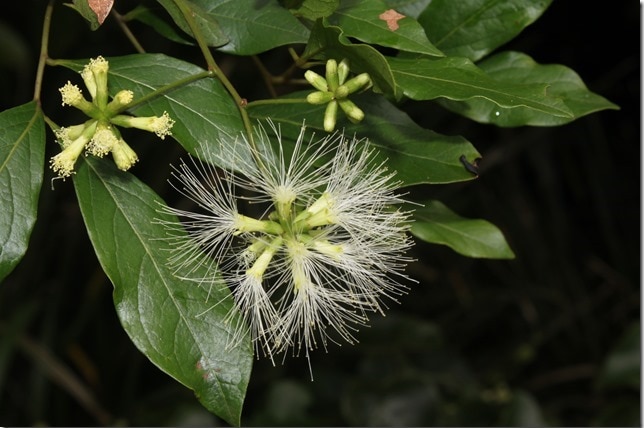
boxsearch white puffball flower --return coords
[157,121,415,372]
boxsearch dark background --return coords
[0,0,639,426]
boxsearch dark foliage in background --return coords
[0,0,639,426]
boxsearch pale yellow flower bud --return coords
[304,70,328,92]
[111,139,138,171]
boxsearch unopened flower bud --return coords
[343,73,371,94]
[338,99,365,123]
[111,139,138,171]
[304,70,328,92]
[325,59,339,91]
[306,91,334,105]
[324,100,338,132]
[338,59,350,84]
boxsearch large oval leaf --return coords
[72,156,253,426]
[418,0,553,62]
[438,51,620,126]
[388,56,573,120]
[248,91,480,186]
[411,200,515,259]
[0,102,45,282]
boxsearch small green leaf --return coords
[156,0,229,47]
[248,91,480,185]
[62,54,246,169]
[0,102,45,282]
[73,156,252,426]
[285,0,340,20]
[411,200,515,259]
[439,51,620,126]
[388,56,573,119]
[303,19,397,97]
[328,0,444,57]
[418,0,553,62]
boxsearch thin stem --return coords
[246,98,309,108]
[251,55,278,98]
[111,9,146,54]
[124,70,213,111]
[171,0,266,171]
[33,0,55,103]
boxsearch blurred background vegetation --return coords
[0,0,639,426]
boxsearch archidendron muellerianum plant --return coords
[0,0,618,425]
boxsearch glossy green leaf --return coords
[73,156,252,426]
[285,0,340,20]
[328,0,443,57]
[0,102,45,282]
[411,200,515,259]
[418,0,553,62]
[248,91,480,186]
[388,56,573,119]
[62,54,246,168]
[161,0,310,54]
[303,19,397,97]
[156,0,229,47]
[439,51,620,126]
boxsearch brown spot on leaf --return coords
[88,0,113,25]
[379,9,405,31]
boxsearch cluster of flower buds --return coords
[51,56,175,178]
[304,59,372,132]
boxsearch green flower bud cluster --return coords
[51,56,175,179]
[304,59,372,132]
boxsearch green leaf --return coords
[418,0,553,62]
[303,19,397,97]
[0,102,45,282]
[328,0,443,57]
[62,54,246,168]
[439,51,620,126]
[156,0,229,47]
[411,200,515,259]
[388,56,573,119]
[161,0,310,55]
[284,0,340,20]
[123,5,194,45]
[247,91,480,186]
[72,156,252,426]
